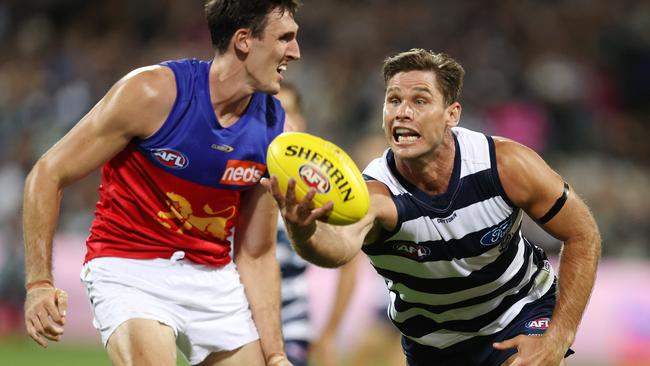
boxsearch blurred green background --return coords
[0,338,191,366]
[0,338,110,366]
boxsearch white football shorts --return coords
[80,252,259,365]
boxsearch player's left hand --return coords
[266,352,293,366]
[493,334,566,366]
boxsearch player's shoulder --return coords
[493,135,557,208]
[118,65,176,104]
[493,136,543,174]
[367,179,391,197]
[104,65,177,138]
[364,179,397,241]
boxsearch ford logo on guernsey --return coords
[480,218,513,246]
[152,148,189,169]
[392,242,431,259]
[526,317,550,329]
[298,164,330,193]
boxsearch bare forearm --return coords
[288,222,359,268]
[23,166,62,284]
[548,231,601,347]
[236,253,284,358]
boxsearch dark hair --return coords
[205,0,302,54]
[382,48,465,106]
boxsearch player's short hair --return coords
[205,0,302,54]
[382,48,465,106]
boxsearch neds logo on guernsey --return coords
[220,160,265,185]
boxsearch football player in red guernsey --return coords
[22,1,301,365]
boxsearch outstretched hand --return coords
[261,176,333,237]
[493,334,567,366]
[24,287,68,347]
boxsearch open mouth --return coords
[393,127,421,143]
[277,64,287,75]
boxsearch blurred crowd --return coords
[1,0,649,334]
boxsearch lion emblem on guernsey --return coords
[157,192,236,240]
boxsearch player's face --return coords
[246,9,300,94]
[383,70,459,160]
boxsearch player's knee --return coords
[107,319,177,366]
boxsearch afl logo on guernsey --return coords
[152,148,189,169]
[393,242,431,259]
[298,164,330,193]
[526,317,550,330]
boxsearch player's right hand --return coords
[24,287,68,347]
[261,176,333,232]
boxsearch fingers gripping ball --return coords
[267,132,370,225]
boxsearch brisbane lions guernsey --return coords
[362,127,555,351]
[85,59,285,267]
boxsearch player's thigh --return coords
[106,318,177,366]
[197,339,264,366]
[501,354,566,366]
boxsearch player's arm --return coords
[234,183,289,365]
[262,177,391,268]
[22,66,176,347]
[491,138,601,362]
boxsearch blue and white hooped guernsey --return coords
[361,126,555,350]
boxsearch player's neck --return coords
[396,133,456,196]
[208,55,254,127]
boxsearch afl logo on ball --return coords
[299,164,330,193]
[152,148,189,169]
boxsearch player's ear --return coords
[446,102,461,127]
[233,28,251,54]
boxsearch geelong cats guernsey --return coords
[361,126,555,350]
[85,59,285,267]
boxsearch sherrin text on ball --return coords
[267,132,370,225]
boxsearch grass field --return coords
[0,337,190,366]
[0,337,614,366]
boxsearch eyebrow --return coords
[411,87,434,95]
[278,27,298,40]
[386,86,434,95]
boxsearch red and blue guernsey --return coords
[85,59,285,267]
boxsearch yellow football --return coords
[267,132,370,225]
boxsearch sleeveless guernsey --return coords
[85,59,285,267]
[362,127,555,350]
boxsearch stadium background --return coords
[0,0,648,365]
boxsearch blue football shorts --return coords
[403,284,574,366]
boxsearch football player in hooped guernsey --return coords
[23,1,301,365]
[263,49,601,366]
